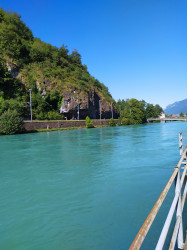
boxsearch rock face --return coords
[27,76,117,119]
[5,60,117,120]
[15,66,117,120]
[60,89,117,120]
[6,62,19,78]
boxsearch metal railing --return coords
[130,133,187,250]
[179,132,187,155]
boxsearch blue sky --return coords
[1,0,187,108]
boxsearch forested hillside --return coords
[0,8,115,120]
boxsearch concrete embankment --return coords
[24,119,114,131]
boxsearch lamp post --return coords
[111,102,113,119]
[99,100,101,122]
[77,94,79,120]
[29,89,32,121]
[119,105,121,123]
[74,91,80,120]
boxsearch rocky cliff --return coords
[59,89,116,120]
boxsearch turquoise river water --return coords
[0,122,187,250]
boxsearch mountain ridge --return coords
[164,98,187,115]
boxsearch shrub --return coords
[109,118,116,126]
[121,118,130,125]
[35,112,47,120]
[118,117,122,126]
[85,116,94,128]
[0,109,24,135]
[47,111,64,120]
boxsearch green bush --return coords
[0,109,24,135]
[35,112,47,120]
[109,118,116,126]
[35,111,64,120]
[118,117,122,126]
[121,118,130,125]
[85,116,94,128]
[47,111,64,120]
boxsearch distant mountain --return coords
[164,99,187,115]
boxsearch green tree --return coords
[29,38,58,63]
[121,117,130,125]
[0,61,25,99]
[127,98,146,124]
[69,49,82,65]
[0,109,24,134]
[117,98,147,125]
[154,104,163,117]
[109,118,116,126]
[145,103,163,119]
[0,97,25,116]
[47,111,64,120]
[86,116,94,128]
[180,112,184,117]
[145,103,155,118]
[45,90,62,110]
[0,8,33,62]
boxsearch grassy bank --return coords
[23,124,109,134]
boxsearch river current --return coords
[0,122,187,249]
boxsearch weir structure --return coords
[130,132,187,250]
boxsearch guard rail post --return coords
[179,132,183,155]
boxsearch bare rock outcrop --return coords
[59,89,117,120]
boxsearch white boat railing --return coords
[129,132,187,250]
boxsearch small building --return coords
[170,114,176,118]
[159,112,166,119]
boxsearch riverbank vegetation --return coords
[117,99,163,125]
[85,116,94,128]
[109,118,116,126]
[0,109,24,134]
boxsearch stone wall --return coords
[24,119,113,130]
